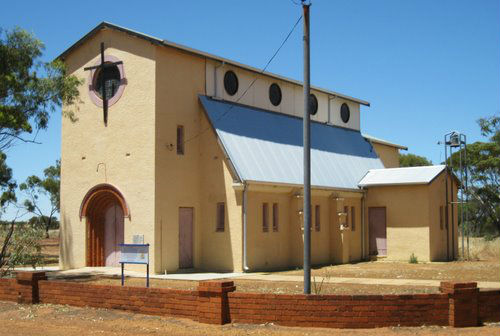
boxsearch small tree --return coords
[399,153,433,167]
[449,116,500,237]
[19,160,60,238]
[0,27,82,150]
[0,217,43,277]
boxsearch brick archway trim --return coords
[79,183,130,220]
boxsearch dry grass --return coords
[462,237,500,261]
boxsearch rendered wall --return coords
[372,143,400,168]
[205,60,361,131]
[428,173,459,261]
[154,45,206,272]
[365,184,431,261]
[198,113,243,272]
[60,30,156,270]
[246,189,292,270]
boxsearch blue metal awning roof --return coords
[199,95,384,190]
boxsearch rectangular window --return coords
[216,202,225,232]
[272,203,279,232]
[344,206,349,228]
[351,206,355,231]
[177,125,184,155]
[315,205,321,232]
[439,206,444,230]
[262,203,269,232]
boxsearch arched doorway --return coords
[80,184,130,267]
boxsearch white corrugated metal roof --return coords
[362,133,408,150]
[358,165,446,187]
[199,96,384,190]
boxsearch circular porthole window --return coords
[309,94,318,115]
[224,70,238,96]
[340,103,350,123]
[94,64,121,100]
[269,83,282,106]
[88,55,126,108]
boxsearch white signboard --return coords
[119,244,149,264]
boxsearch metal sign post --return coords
[119,243,150,288]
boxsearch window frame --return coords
[272,203,279,232]
[88,54,126,108]
[177,125,185,155]
[262,203,269,232]
[216,202,225,232]
[315,205,321,232]
[351,206,355,231]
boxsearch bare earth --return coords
[80,276,437,295]
[0,301,498,336]
[278,260,500,282]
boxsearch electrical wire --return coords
[182,14,303,146]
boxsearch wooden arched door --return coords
[80,184,129,267]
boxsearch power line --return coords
[182,14,303,146]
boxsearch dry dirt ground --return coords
[74,276,438,295]
[0,301,498,336]
[277,260,500,282]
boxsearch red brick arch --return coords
[79,184,130,220]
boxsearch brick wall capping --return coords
[440,281,477,289]
[14,271,47,282]
[198,280,234,288]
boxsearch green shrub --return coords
[409,253,418,264]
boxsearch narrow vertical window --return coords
[216,202,225,232]
[344,206,349,228]
[351,206,355,231]
[439,206,444,230]
[272,203,279,232]
[315,205,321,232]
[262,203,269,232]
[177,125,184,155]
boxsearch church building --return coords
[58,22,458,273]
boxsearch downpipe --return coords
[242,182,249,272]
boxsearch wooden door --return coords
[179,207,194,269]
[104,203,124,266]
[369,207,387,256]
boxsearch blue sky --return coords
[1,0,499,219]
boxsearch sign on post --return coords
[119,243,150,287]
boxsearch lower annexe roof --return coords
[199,96,384,190]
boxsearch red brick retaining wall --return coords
[228,292,449,328]
[1,272,499,329]
[0,278,17,302]
[38,280,198,319]
[478,289,500,323]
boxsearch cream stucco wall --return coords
[154,45,205,273]
[372,143,400,168]
[428,173,459,261]
[364,173,459,262]
[365,185,430,261]
[60,30,156,270]
[205,60,361,130]
[198,113,242,272]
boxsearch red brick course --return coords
[478,289,500,323]
[0,273,499,329]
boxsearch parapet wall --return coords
[0,272,498,329]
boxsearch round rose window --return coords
[88,55,126,107]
